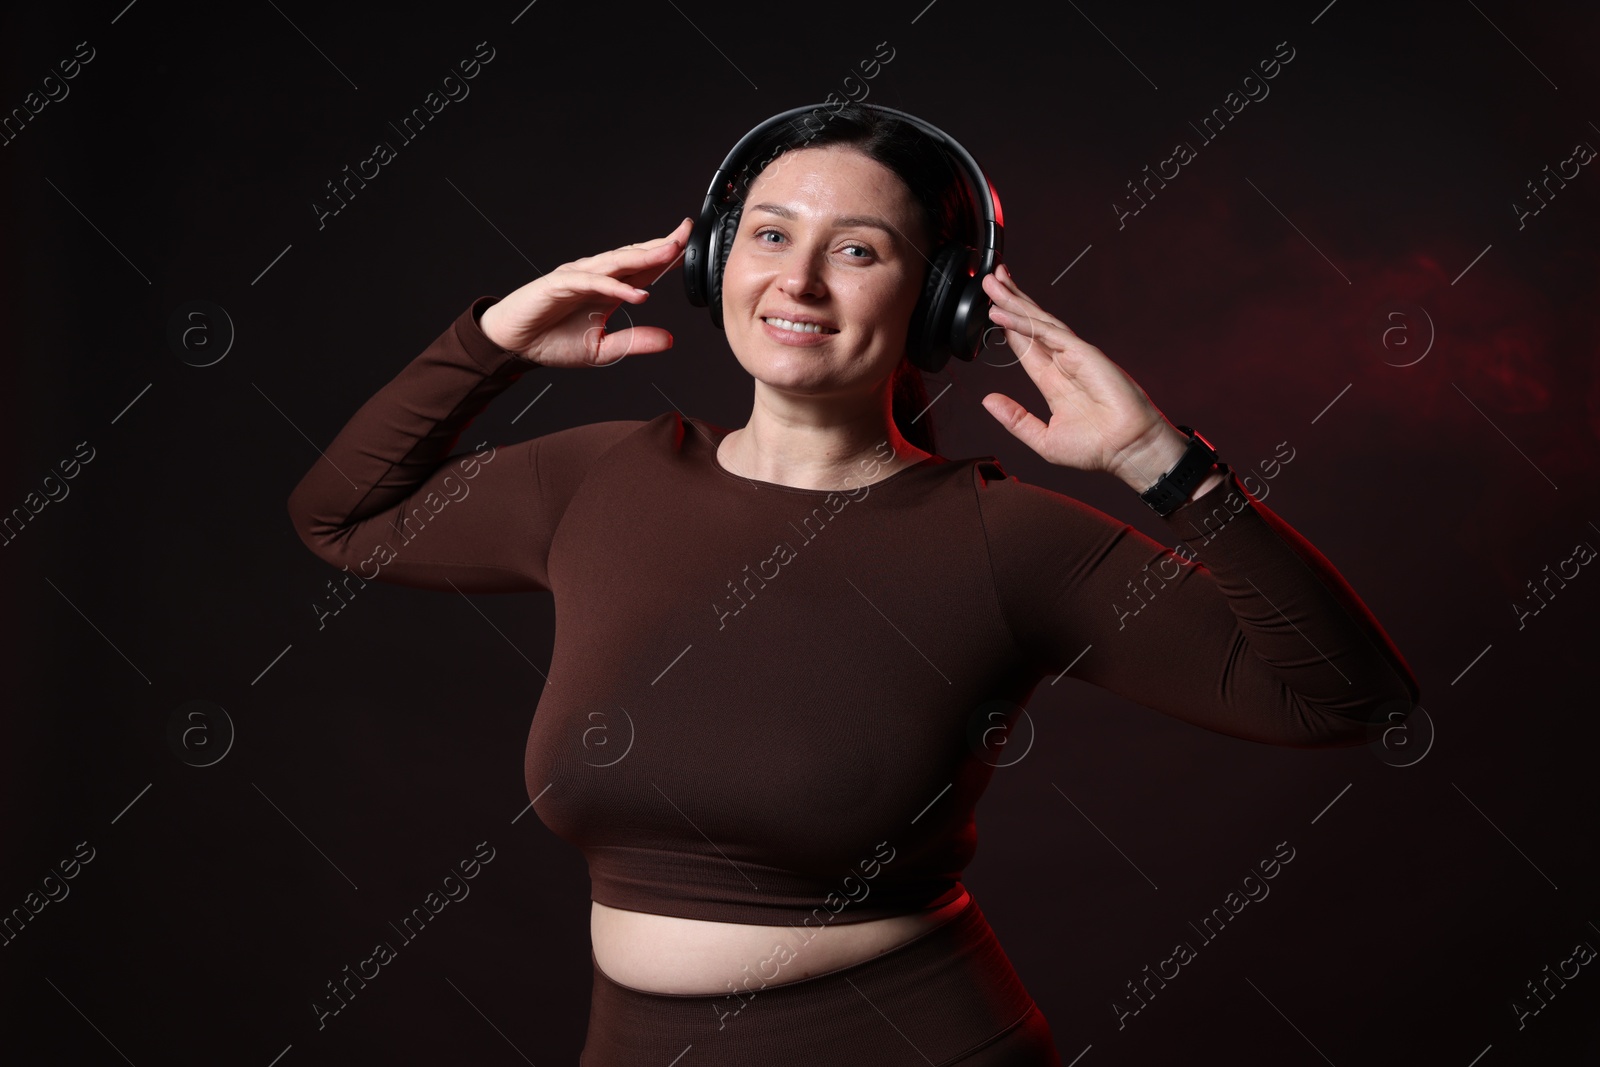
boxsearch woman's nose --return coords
[777,246,827,299]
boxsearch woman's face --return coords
[721,144,931,404]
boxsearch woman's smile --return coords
[760,313,840,345]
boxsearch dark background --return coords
[4,0,1598,1063]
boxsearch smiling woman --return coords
[712,143,936,487]
[683,101,995,467]
[286,102,1420,1066]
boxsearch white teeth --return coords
[764,316,835,334]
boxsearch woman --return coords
[287,104,1419,1064]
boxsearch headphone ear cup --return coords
[947,261,991,365]
[910,245,970,373]
[707,209,743,330]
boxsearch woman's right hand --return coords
[477,217,695,368]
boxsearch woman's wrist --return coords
[475,299,519,353]
[1110,422,1226,505]
[1109,422,1188,493]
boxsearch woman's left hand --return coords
[978,264,1183,491]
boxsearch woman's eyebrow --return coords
[748,202,898,237]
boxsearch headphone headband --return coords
[683,102,1005,373]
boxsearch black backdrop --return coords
[4,1,1598,1063]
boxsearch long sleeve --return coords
[975,463,1421,747]
[285,295,644,594]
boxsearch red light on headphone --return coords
[988,180,1004,228]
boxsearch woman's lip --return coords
[760,318,837,346]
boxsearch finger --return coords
[987,304,1076,363]
[570,238,685,277]
[568,232,687,277]
[614,219,691,251]
[568,218,692,279]
[987,264,1016,298]
[626,219,694,255]
[626,224,692,255]
[983,275,1046,325]
[980,391,1050,454]
[985,308,1040,363]
[631,241,689,288]
[988,306,1086,412]
[984,269,1063,322]
[610,219,694,270]
[611,221,693,254]
[982,272,1068,333]
[593,325,674,365]
[996,265,1045,316]
[548,270,652,305]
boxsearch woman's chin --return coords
[730,346,893,398]
[738,353,834,389]
[752,373,832,397]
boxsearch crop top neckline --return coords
[684,414,946,496]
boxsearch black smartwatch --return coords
[1138,425,1224,516]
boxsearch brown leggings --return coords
[580,893,1063,1065]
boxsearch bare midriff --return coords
[589,886,971,995]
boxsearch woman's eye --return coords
[748,230,872,259]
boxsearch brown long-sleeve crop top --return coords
[286,295,1421,927]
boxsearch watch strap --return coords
[1139,425,1222,516]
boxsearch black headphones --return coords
[682,102,1004,375]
